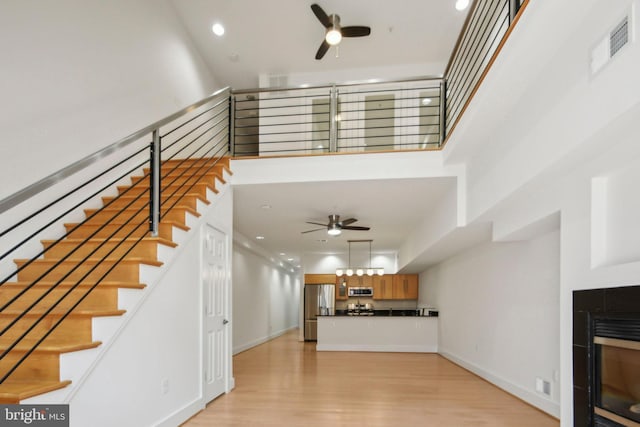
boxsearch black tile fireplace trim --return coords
[573,285,640,427]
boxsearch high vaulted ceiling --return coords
[171,1,473,270]
[171,0,470,89]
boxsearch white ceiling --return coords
[171,0,470,89]
[171,1,474,270]
[233,177,456,264]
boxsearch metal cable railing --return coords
[444,0,524,138]
[0,87,230,384]
[230,77,445,157]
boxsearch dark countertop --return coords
[321,309,438,317]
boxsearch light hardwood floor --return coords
[182,330,559,426]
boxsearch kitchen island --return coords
[316,315,438,353]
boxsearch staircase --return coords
[0,157,231,404]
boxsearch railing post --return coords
[329,85,338,152]
[439,79,447,147]
[509,0,520,24]
[229,95,236,156]
[149,129,161,237]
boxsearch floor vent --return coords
[590,12,632,75]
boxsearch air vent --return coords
[590,12,633,75]
[610,16,629,57]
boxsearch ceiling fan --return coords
[302,214,370,236]
[311,3,371,60]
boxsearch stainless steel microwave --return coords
[348,287,374,297]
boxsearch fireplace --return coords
[592,317,640,426]
[573,285,640,426]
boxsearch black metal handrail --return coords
[0,87,230,384]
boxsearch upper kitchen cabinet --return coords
[392,274,419,300]
[304,274,337,284]
[346,275,373,288]
[372,275,393,300]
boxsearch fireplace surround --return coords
[573,285,640,426]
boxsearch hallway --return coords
[182,330,559,426]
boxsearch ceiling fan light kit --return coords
[311,4,371,60]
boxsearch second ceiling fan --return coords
[311,3,371,60]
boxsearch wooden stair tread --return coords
[0,380,72,404]
[5,281,146,289]
[0,309,126,319]
[14,258,163,267]
[41,236,178,249]
[84,205,201,218]
[0,341,102,354]
[104,193,210,204]
[64,219,190,231]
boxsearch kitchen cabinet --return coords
[372,275,393,300]
[335,277,348,300]
[304,274,337,284]
[392,274,419,300]
[346,275,372,288]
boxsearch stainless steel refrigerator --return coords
[304,284,335,341]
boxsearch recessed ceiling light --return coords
[422,98,432,105]
[212,23,225,36]
[261,204,272,210]
[455,0,470,11]
[280,252,286,256]
[256,235,265,240]
[287,258,294,261]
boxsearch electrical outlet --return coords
[161,378,169,395]
[535,377,551,396]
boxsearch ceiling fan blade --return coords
[340,218,358,226]
[311,4,331,28]
[341,226,370,231]
[306,221,328,227]
[341,26,371,37]
[315,40,330,60]
[301,227,326,234]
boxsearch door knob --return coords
[222,319,229,325]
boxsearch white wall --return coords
[0,0,218,201]
[438,0,640,424]
[232,233,300,354]
[421,230,560,416]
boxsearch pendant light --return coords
[336,240,384,276]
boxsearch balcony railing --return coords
[231,78,445,157]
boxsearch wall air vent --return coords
[610,15,629,58]
[590,12,633,75]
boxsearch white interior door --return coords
[203,224,228,402]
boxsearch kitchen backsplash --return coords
[336,298,418,310]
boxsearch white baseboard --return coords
[233,326,297,355]
[154,398,204,427]
[439,350,560,418]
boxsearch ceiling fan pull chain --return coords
[336,45,340,58]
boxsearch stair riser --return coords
[117,182,213,199]
[101,194,202,211]
[82,207,190,226]
[0,352,60,382]
[0,317,93,345]
[16,261,141,283]
[142,166,225,181]
[1,287,118,312]
[65,223,175,241]
[131,174,218,188]
[42,240,159,261]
